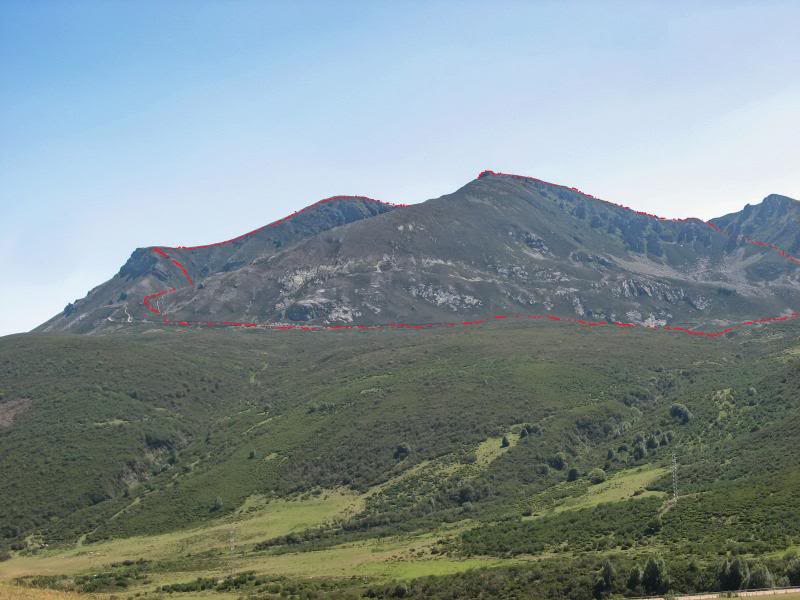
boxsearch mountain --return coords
[5,173,800,598]
[37,172,800,335]
[37,196,400,333]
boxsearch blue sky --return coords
[1,1,799,336]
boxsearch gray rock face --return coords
[38,174,800,333]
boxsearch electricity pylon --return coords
[671,451,679,501]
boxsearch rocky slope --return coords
[39,172,800,333]
[38,196,399,333]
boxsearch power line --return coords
[671,451,679,502]
[229,528,236,579]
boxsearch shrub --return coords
[393,444,411,460]
[669,403,692,424]
[549,452,567,470]
[589,468,606,484]
[458,485,476,504]
[646,515,663,534]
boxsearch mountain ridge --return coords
[37,171,800,334]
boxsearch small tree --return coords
[601,559,615,587]
[627,565,643,594]
[567,467,579,482]
[642,556,669,594]
[594,559,616,598]
[747,562,775,589]
[646,434,659,449]
[501,435,510,448]
[786,558,800,585]
[717,557,749,591]
[633,443,647,460]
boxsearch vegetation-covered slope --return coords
[2,318,800,598]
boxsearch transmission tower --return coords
[671,451,679,501]
[228,528,236,578]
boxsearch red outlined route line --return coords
[142,288,176,314]
[741,237,800,266]
[138,171,799,338]
[153,247,194,285]
[141,196,405,317]
[170,195,408,251]
[478,170,800,263]
[147,310,800,338]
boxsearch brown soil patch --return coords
[0,398,31,429]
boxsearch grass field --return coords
[0,432,526,593]
[0,582,242,600]
[0,481,501,594]
[0,583,96,600]
[521,464,669,521]
[554,464,668,513]
[0,489,360,581]
[4,583,799,600]
[3,527,503,596]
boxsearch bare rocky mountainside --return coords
[39,172,800,333]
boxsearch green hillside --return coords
[2,320,800,598]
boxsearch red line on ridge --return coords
[478,169,800,265]
[168,195,408,251]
